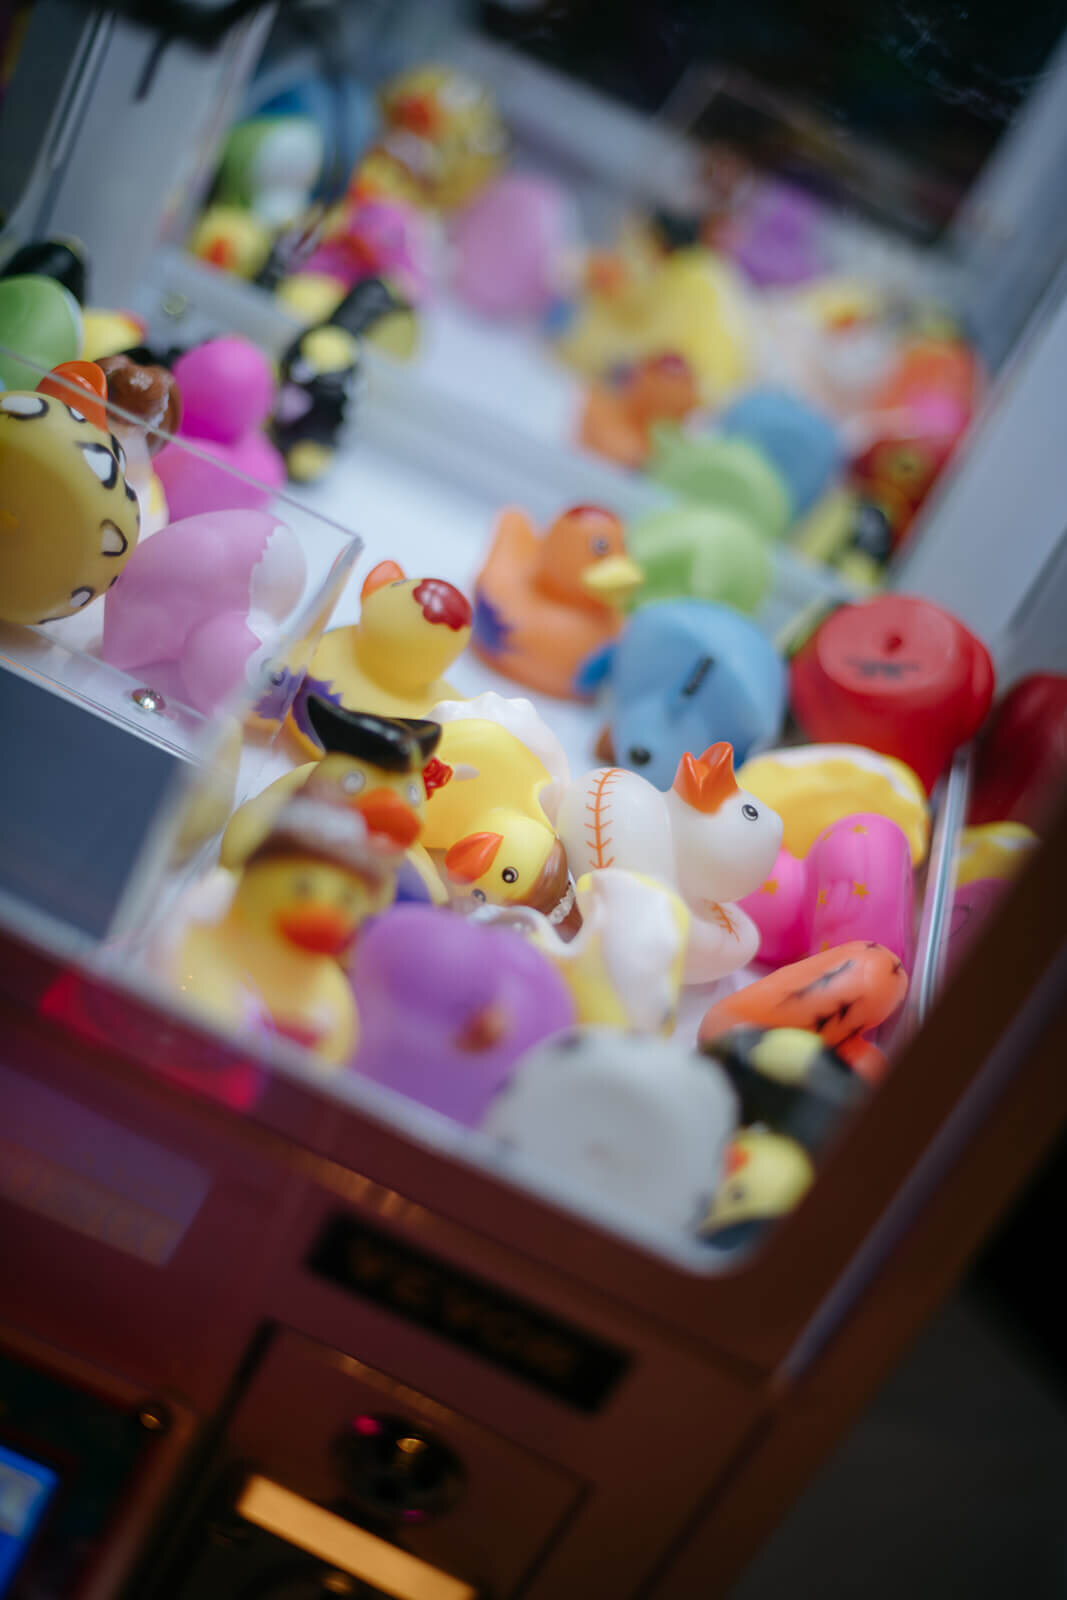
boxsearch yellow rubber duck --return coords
[556,230,750,401]
[422,715,580,933]
[287,561,473,759]
[222,699,444,910]
[175,795,397,1064]
[699,1128,815,1243]
[471,505,643,700]
[377,64,507,210]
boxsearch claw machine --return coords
[1,2,1066,1596]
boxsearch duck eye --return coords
[592,536,610,555]
[294,875,314,897]
[628,745,651,766]
[341,771,365,795]
[501,866,518,884]
[742,803,759,820]
[728,1184,747,1202]
[471,888,487,902]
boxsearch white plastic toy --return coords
[556,742,783,983]
[479,867,691,1035]
[482,1027,738,1231]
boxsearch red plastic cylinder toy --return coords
[789,594,995,792]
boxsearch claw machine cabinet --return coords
[2,9,1067,1600]
[0,330,1066,1600]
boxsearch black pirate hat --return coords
[396,718,443,763]
[306,695,441,773]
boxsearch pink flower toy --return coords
[153,336,285,518]
[739,811,915,972]
[101,508,305,714]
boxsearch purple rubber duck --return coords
[348,904,575,1127]
[723,182,827,288]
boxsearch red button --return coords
[790,594,995,791]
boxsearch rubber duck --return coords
[580,353,699,470]
[175,795,397,1064]
[0,387,141,624]
[153,336,284,519]
[593,598,787,788]
[214,115,324,228]
[349,903,575,1126]
[221,696,443,876]
[496,868,691,1034]
[698,940,909,1084]
[451,173,572,319]
[621,502,773,616]
[287,561,472,758]
[738,811,915,971]
[377,64,507,210]
[555,236,751,400]
[471,505,644,700]
[697,1026,867,1252]
[271,279,417,486]
[303,195,433,306]
[557,742,783,984]
[188,205,273,279]
[97,352,181,535]
[482,1028,738,1233]
[737,743,930,865]
[0,273,82,391]
[421,709,580,936]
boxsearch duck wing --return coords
[481,508,541,581]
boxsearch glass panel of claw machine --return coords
[4,0,1065,1274]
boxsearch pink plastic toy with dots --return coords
[739,811,915,970]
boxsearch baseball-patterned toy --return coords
[557,742,782,983]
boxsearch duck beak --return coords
[581,554,644,606]
[276,905,353,955]
[455,1003,509,1053]
[356,788,421,848]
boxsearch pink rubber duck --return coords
[154,336,285,518]
[739,811,915,971]
[451,173,571,318]
[101,508,305,714]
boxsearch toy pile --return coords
[2,116,1048,1261]
[184,57,984,592]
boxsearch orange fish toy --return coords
[698,940,908,1083]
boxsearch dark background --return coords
[481,0,1066,237]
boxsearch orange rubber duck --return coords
[471,504,644,700]
[580,352,699,469]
